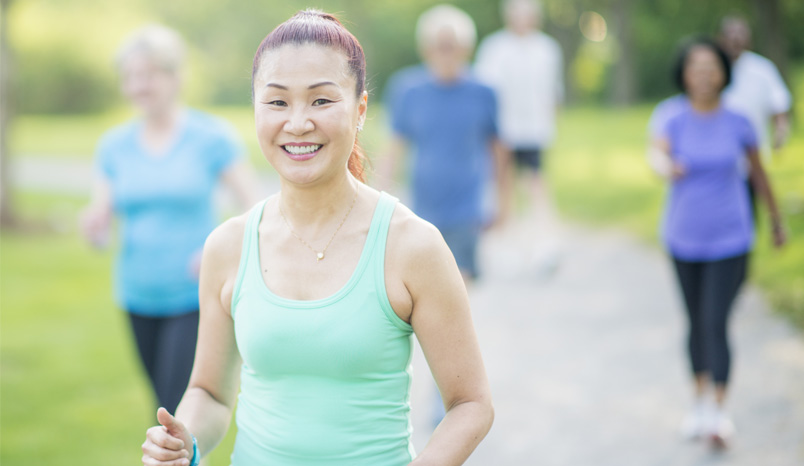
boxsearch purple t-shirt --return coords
[659,106,758,261]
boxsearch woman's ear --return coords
[357,90,368,127]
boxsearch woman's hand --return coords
[771,219,787,248]
[81,175,114,249]
[142,407,195,466]
[79,206,111,249]
[669,161,687,180]
[647,139,685,180]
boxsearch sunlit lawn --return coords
[0,193,239,465]
[2,103,802,465]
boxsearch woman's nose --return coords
[283,108,314,135]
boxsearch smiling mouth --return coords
[283,144,322,155]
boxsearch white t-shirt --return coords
[722,51,792,156]
[475,30,564,149]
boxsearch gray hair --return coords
[502,0,543,21]
[416,4,477,50]
[115,24,186,73]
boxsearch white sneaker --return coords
[707,411,735,449]
[679,400,711,440]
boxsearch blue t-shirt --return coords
[390,72,498,228]
[383,64,429,112]
[659,107,758,261]
[96,109,243,316]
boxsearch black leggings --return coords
[128,311,199,414]
[672,254,747,385]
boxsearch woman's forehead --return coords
[255,44,352,86]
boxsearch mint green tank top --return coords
[230,193,415,465]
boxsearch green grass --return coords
[0,193,238,465]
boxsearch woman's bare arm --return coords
[387,209,494,465]
[746,148,786,247]
[142,217,246,465]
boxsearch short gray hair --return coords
[116,24,186,73]
[502,0,543,21]
[416,4,477,50]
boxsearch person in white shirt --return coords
[474,0,564,273]
[719,15,792,157]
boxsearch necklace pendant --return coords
[316,252,324,261]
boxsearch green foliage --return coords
[6,0,149,113]
[10,0,803,113]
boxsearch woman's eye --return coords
[312,98,332,106]
[265,100,287,107]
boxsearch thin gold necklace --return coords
[278,183,359,262]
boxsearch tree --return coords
[751,0,788,79]
[1,0,16,228]
[609,0,636,105]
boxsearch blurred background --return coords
[1,0,802,464]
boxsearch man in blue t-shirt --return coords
[382,5,511,281]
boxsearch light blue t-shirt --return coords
[389,71,498,228]
[658,107,758,261]
[96,109,242,316]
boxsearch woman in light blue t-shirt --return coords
[81,24,259,415]
[649,37,785,449]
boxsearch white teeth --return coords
[284,144,321,155]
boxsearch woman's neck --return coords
[140,104,184,155]
[143,103,182,132]
[689,96,720,113]
[278,173,360,229]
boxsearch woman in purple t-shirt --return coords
[649,37,785,448]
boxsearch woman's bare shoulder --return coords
[204,210,252,270]
[386,202,451,270]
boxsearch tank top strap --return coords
[231,199,268,317]
[368,192,399,268]
[367,192,411,332]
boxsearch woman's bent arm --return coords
[388,211,494,465]
[142,219,245,464]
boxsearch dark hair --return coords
[251,10,368,182]
[672,36,732,94]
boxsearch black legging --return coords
[672,254,748,385]
[128,311,199,414]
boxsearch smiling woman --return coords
[140,9,494,466]
[252,43,367,187]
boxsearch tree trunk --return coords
[609,0,636,105]
[751,0,788,80]
[0,0,17,228]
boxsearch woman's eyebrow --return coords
[308,81,338,89]
[264,82,339,90]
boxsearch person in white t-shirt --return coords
[475,0,564,273]
[720,15,792,157]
